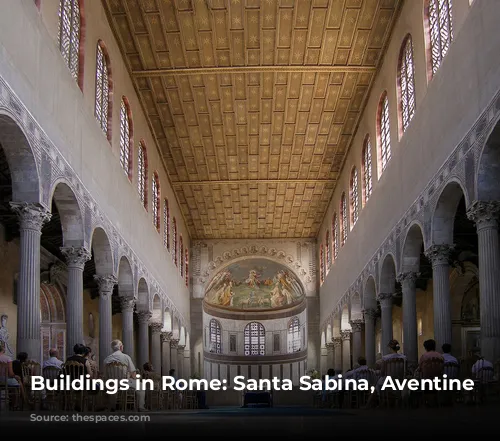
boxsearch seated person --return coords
[12,352,28,382]
[442,343,458,364]
[65,343,92,378]
[471,348,494,380]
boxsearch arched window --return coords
[325,230,331,269]
[319,244,324,284]
[58,0,83,88]
[287,317,301,353]
[244,322,265,356]
[340,192,348,246]
[426,0,453,76]
[138,141,148,209]
[94,41,112,140]
[119,97,133,179]
[378,93,391,173]
[185,249,189,287]
[362,136,373,203]
[163,199,170,250]
[209,319,221,354]
[350,167,359,227]
[152,172,160,231]
[332,213,339,260]
[179,235,184,276]
[172,217,178,266]
[398,35,416,134]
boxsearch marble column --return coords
[425,244,453,350]
[170,339,179,374]
[467,201,500,362]
[149,322,162,373]
[94,274,117,371]
[350,320,364,364]
[177,345,185,378]
[161,332,172,375]
[320,345,328,374]
[120,297,136,359]
[137,311,151,368]
[326,343,334,370]
[183,347,191,379]
[397,271,419,366]
[377,293,393,355]
[10,202,51,361]
[340,330,352,373]
[363,308,377,367]
[60,246,91,358]
[332,337,342,372]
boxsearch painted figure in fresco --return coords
[245,270,260,287]
[219,281,234,307]
[0,314,13,357]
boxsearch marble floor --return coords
[0,405,496,438]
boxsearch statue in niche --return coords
[0,314,14,357]
[461,278,480,321]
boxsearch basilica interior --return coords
[0,0,500,433]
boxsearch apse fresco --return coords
[204,259,304,310]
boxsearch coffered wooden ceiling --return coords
[103,0,402,239]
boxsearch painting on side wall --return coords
[204,258,304,310]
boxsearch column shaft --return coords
[150,323,162,372]
[350,320,363,364]
[341,331,351,372]
[95,275,117,371]
[467,201,500,362]
[398,272,419,366]
[333,338,342,372]
[137,312,151,368]
[10,203,51,361]
[120,297,136,360]
[326,343,334,370]
[61,246,91,358]
[363,309,377,367]
[161,332,172,375]
[177,346,185,378]
[170,340,179,373]
[425,245,453,350]
[183,350,191,378]
[378,293,393,355]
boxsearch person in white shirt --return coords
[42,348,63,370]
[471,349,494,378]
[441,344,458,364]
[103,339,146,411]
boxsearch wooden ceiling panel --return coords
[103,0,401,239]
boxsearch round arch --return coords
[379,253,397,293]
[90,226,113,276]
[364,275,377,310]
[401,222,425,272]
[117,255,134,297]
[136,277,149,311]
[350,292,362,321]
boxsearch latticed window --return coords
[427,0,453,75]
[399,36,416,133]
[319,245,324,284]
[209,319,221,354]
[95,42,110,137]
[137,142,147,209]
[163,199,170,250]
[172,217,177,266]
[185,249,189,287]
[244,322,265,356]
[326,230,331,268]
[119,98,132,178]
[379,94,391,172]
[332,214,339,260]
[179,236,184,277]
[350,168,359,226]
[152,173,160,231]
[58,0,80,83]
[362,137,373,202]
[287,317,301,353]
[340,193,348,246]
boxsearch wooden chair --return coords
[104,362,136,411]
[379,358,406,408]
[42,366,62,410]
[349,368,377,408]
[473,366,495,403]
[184,390,198,409]
[142,371,162,410]
[419,357,444,407]
[0,362,22,411]
[442,362,460,405]
[61,361,86,411]
[22,360,41,409]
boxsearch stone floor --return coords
[1,404,497,438]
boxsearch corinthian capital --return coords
[137,311,152,324]
[397,271,419,287]
[120,297,136,313]
[10,202,51,231]
[161,331,172,343]
[363,308,378,320]
[340,330,351,341]
[350,319,364,332]
[424,244,454,266]
[94,274,117,297]
[60,246,92,269]
[466,200,500,230]
[149,322,163,334]
[170,339,179,349]
[377,292,393,308]
[332,337,342,347]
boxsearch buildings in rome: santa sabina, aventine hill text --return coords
[0,0,499,406]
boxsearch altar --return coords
[242,390,273,407]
